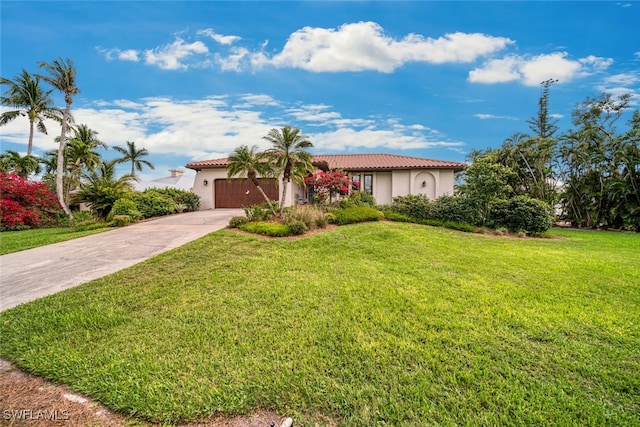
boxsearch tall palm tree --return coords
[113,141,154,177]
[0,70,64,155]
[37,57,79,218]
[263,125,314,214]
[226,145,277,215]
[0,150,41,178]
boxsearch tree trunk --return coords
[279,178,288,215]
[27,120,35,156]
[57,105,73,218]
[250,177,277,216]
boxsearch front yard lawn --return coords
[0,226,109,255]
[0,223,638,425]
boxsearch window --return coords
[363,174,373,195]
[351,174,361,192]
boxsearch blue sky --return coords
[1,1,639,182]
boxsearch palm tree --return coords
[0,150,41,178]
[0,70,64,155]
[226,145,277,215]
[113,141,154,177]
[64,124,107,203]
[263,125,314,214]
[37,57,79,218]
[76,159,136,219]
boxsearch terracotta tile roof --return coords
[186,153,466,171]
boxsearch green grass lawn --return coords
[0,223,638,425]
[0,226,109,255]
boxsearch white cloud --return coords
[474,113,519,120]
[602,72,639,86]
[260,21,512,72]
[469,52,613,86]
[3,95,464,170]
[468,56,521,83]
[217,47,250,71]
[197,28,241,45]
[143,37,209,70]
[311,127,464,152]
[97,47,140,62]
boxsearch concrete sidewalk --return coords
[0,209,242,311]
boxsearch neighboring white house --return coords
[131,169,194,192]
[185,153,466,210]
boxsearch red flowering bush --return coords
[305,170,358,204]
[0,172,62,230]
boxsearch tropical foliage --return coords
[459,84,639,231]
[114,140,155,177]
[0,69,64,155]
[75,160,135,219]
[263,125,314,214]
[0,150,41,178]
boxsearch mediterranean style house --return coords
[185,153,466,210]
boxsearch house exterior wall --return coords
[191,167,458,210]
[374,172,392,205]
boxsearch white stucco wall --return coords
[373,172,392,205]
[192,169,228,210]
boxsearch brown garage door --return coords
[214,178,279,208]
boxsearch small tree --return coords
[305,170,354,205]
[226,145,277,216]
[457,151,515,225]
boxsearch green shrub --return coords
[382,209,414,223]
[244,202,275,221]
[391,194,433,219]
[173,191,200,212]
[107,198,142,222]
[110,215,131,227]
[69,210,95,225]
[487,196,555,234]
[238,221,292,237]
[229,216,249,228]
[331,206,384,225]
[286,219,308,235]
[431,195,482,226]
[146,188,201,212]
[132,190,175,218]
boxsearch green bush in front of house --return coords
[330,206,384,225]
[132,190,175,218]
[487,196,555,235]
[389,194,433,220]
[107,198,142,222]
[238,221,293,237]
[431,195,482,226]
[150,188,200,212]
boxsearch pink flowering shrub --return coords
[0,172,62,230]
[305,170,358,204]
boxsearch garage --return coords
[214,178,279,208]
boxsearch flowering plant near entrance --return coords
[305,170,358,204]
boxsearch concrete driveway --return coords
[0,209,242,311]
